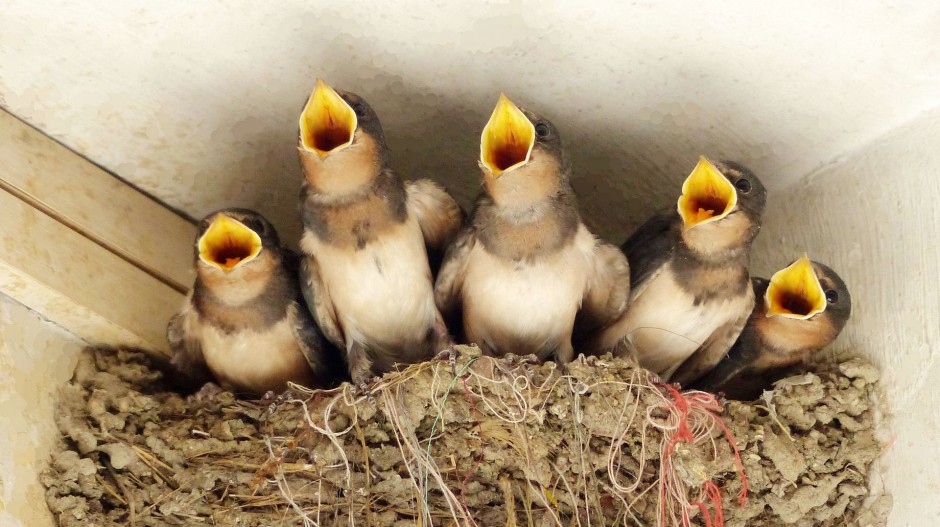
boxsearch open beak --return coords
[480,93,535,176]
[765,256,826,319]
[198,215,263,272]
[677,157,738,228]
[299,79,357,158]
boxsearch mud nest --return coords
[43,346,891,527]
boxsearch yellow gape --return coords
[198,215,263,272]
[299,79,358,158]
[765,255,827,319]
[481,93,535,176]
[678,156,738,228]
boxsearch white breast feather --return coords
[620,263,751,376]
[301,218,437,349]
[462,227,596,355]
[200,316,308,393]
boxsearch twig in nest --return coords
[353,418,373,527]
[105,457,137,527]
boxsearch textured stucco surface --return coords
[0,294,83,527]
[2,1,939,243]
[752,108,940,526]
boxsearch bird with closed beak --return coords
[586,157,766,384]
[167,208,342,396]
[296,80,464,386]
[434,94,630,363]
[692,256,851,399]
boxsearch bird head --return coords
[297,79,388,193]
[195,209,278,273]
[479,94,568,206]
[677,158,766,255]
[765,256,851,324]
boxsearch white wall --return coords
[2,1,939,242]
[752,108,940,526]
[0,294,82,527]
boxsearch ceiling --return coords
[2,1,939,243]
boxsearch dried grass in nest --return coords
[44,346,891,527]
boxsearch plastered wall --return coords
[752,108,940,525]
[2,2,939,243]
[0,294,82,527]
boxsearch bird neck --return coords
[474,187,580,261]
[754,310,836,366]
[298,132,386,200]
[678,211,757,264]
[193,253,295,332]
[195,252,280,307]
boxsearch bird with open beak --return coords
[296,80,464,386]
[692,256,851,399]
[586,157,766,384]
[167,209,343,396]
[434,94,630,362]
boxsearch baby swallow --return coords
[297,80,463,385]
[167,209,343,396]
[434,95,630,363]
[587,158,766,384]
[692,257,852,399]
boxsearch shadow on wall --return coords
[173,12,806,247]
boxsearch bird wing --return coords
[690,337,755,394]
[433,226,476,338]
[166,306,213,390]
[299,255,345,349]
[289,302,348,387]
[621,209,678,300]
[406,179,465,275]
[669,306,752,386]
[279,249,346,386]
[574,239,631,344]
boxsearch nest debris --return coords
[43,346,891,526]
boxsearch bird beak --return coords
[198,215,263,272]
[765,255,827,319]
[677,157,738,228]
[480,93,535,176]
[299,79,358,158]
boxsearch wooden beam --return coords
[0,189,181,355]
[0,109,198,356]
[0,110,196,293]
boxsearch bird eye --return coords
[825,289,839,304]
[535,122,551,139]
[352,102,366,118]
[735,178,752,194]
[244,218,265,235]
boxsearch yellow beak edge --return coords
[677,157,738,228]
[299,79,357,158]
[480,93,535,176]
[765,255,827,319]
[198,215,263,272]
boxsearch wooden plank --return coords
[0,188,181,356]
[0,109,196,293]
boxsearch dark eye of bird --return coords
[352,102,366,118]
[825,289,839,304]
[535,122,551,139]
[735,178,752,194]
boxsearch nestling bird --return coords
[586,157,766,384]
[296,79,463,385]
[167,209,343,395]
[692,256,852,399]
[434,94,631,362]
